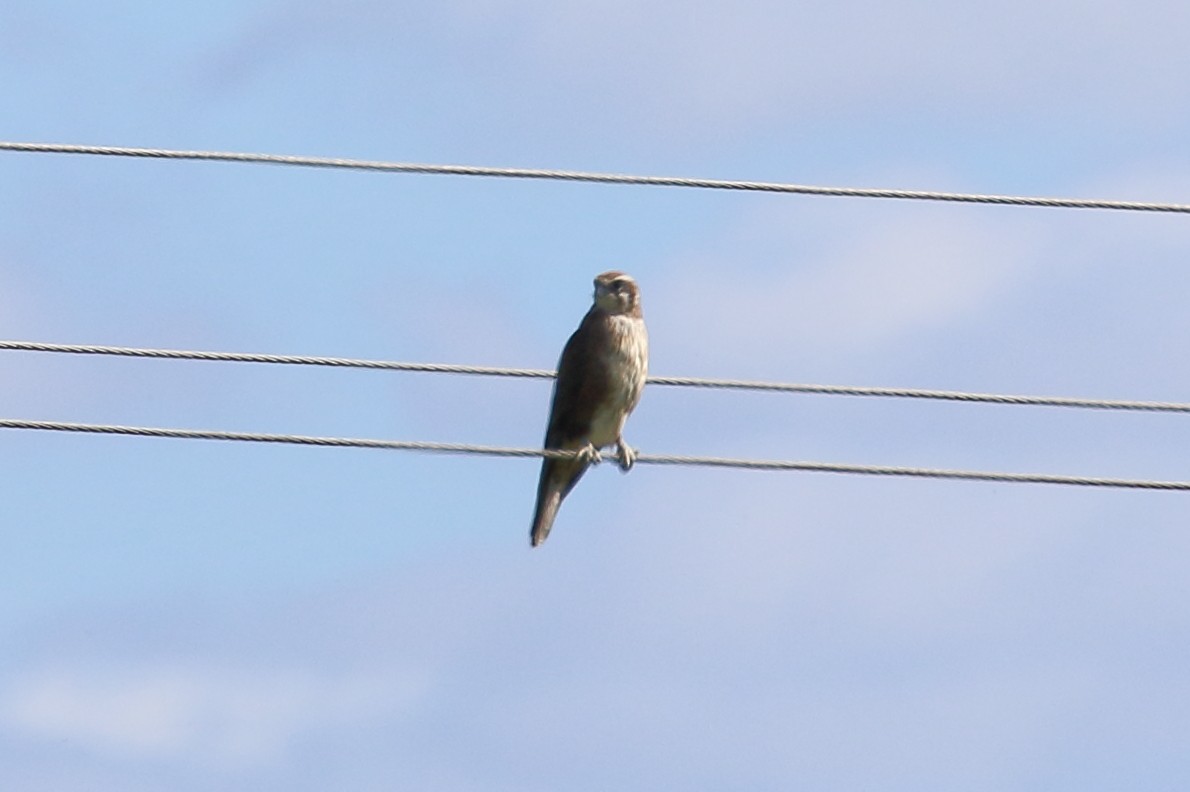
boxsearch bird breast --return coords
[588,314,648,447]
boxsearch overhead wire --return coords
[3,418,1187,491]
[4,140,1190,214]
[2,339,1189,415]
[4,143,1187,495]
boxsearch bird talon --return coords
[577,443,602,466]
[616,440,637,472]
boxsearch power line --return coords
[0,340,554,379]
[3,339,1190,415]
[3,417,1187,491]
[3,140,1190,214]
[648,377,1190,413]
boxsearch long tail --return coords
[530,488,562,547]
[530,457,588,547]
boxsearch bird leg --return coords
[615,437,637,472]
[576,442,602,466]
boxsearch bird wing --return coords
[545,308,610,451]
[530,309,610,545]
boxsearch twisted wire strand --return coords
[2,418,1188,491]
[0,340,555,379]
[4,141,1190,213]
[4,339,1190,414]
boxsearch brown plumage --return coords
[530,271,649,547]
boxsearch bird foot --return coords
[615,439,637,472]
[577,443,602,466]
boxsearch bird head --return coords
[592,271,641,315]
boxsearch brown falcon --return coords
[530,271,649,547]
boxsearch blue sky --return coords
[4,1,1190,789]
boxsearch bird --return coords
[530,271,649,547]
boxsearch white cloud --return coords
[210,0,1190,134]
[1,664,423,766]
[650,202,1035,375]
[243,0,1190,132]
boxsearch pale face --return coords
[592,271,640,314]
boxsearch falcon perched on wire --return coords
[530,271,649,547]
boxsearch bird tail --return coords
[530,490,561,547]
